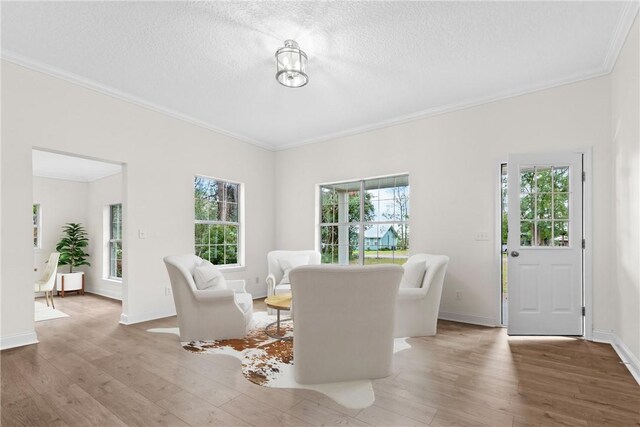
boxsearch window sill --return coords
[218,265,246,273]
[103,278,122,284]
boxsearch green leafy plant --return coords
[56,223,90,273]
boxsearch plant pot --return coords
[56,272,85,297]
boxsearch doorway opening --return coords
[32,149,125,323]
[500,163,508,326]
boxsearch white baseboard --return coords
[438,311,498,328]
[86,285,122,301]
[592,329,640,385]
[119,307,177,325]
[0,331,39,350]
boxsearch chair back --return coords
[163,254,202,315]
[267,250,320,285]
[37,252,60,291]
[404,253,450,294]
[290,264,403,384]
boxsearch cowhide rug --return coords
[148,312,411,409]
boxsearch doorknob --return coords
[510,251,520,257]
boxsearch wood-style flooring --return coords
[1,293,639,426]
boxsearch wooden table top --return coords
[265,293,292,310]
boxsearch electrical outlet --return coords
[475,231,490,241]
[165,286,172,296]
[456,290,462,300]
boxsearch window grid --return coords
[109,204,122,279]
[319,175,409,265]
[33,204,41,249]
[194,176,241,266]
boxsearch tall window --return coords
[319,175,409,265]
[194,176,240,266]
[33,204,41,248]
[109,204,122,279]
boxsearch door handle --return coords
[511,251,520,257]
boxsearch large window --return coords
[194,176,240,266]
[109,204,122,279]
[33,204,41,248]
[319,175,409,265]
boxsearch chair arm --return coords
[396,287,428,300]
[226,280,246,293]
[192,288,236,302]
[266,274,276,295]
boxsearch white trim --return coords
[0,331,39,350]
[33,169,121,183]
[438,311,498,328]
[85,286,122,301]
[495,159,507,327]
[582,148,594,340]
[1,51,273,151]
[592,329,640,385]
[3,2,638,154]
[602,2,640,71]
[119,307,176,325]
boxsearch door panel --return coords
[507,152,583,335]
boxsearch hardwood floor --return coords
[2,293,638,426]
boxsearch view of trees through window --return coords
[194,176,240,265]
[33,204,40,248]
[319,175,409,265]
[109,204,122,279]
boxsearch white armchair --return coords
[163,254,253,342]
[289,264,403,384]
[394,254,450,338]
[35,252,60,308]
[265,250,321,296]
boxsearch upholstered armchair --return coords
[289,264,403,384]
[163,254,253,342]
[265,250,321,296]
[34,252,60,308]
[394,254,450,338]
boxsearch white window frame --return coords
[33,204,41,249]
[194,175,244,268]
[317,174,410,265]
[108,204,122,281]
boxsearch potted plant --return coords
[55,222,90,297]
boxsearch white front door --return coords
[507,151,583,335]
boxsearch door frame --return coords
[494,147,593,339]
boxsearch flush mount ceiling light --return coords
[275,40,308,88]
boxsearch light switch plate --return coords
[475,231,490,241]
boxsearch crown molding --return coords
[1,51,275,151]
[275,66,611,151]
[602,1,639,72]
[33,169,121,183]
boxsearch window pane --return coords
[321,225,338,246]
[536,167,552,192]
[226,245,238,264]
[224,225,238,244]
[520,168,535,193]
[553,167,569,192]
[536,193,552,219]
[537,221,552,246]
[394,184,410,221]
[520,221,533,246]
[520,193,534,219]
[554,193,569,219]
[226,202,238,222]
[554,221,569,247]
[195,223,208,244]
[209,224,224,244]
[195,245,209,260]
[225,183,238,203]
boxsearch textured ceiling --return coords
[2,2,638,150]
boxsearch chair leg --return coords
[50,291,55,309]
[45,292,50,307]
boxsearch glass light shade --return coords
[275,40,308,88]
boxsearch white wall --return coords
[86,173,123,300]
[611,16,640,369]
[1,61,274,348]
[33,176,89,281]
[274,76,613,330]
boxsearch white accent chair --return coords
[394,254,450,338]
[35,252,60,308]
[163,254,253,342]
[266,250,321,297]
[290,264,403,384]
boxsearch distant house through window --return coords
[194,176,241,266]
[33,204,41,248]
[319,175,409,265]
[109,204,122,279]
